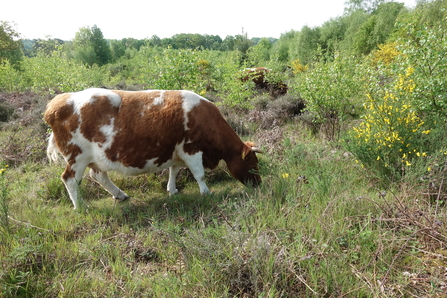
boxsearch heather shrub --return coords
[0,101,13,122]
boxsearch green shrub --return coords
[398,22,447,117]
[295,53,363,140]
[0,61,24,92]
[20,49,108,93]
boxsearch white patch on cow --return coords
[181,91,208,130]
[106,91,122,107]
[68,88,122,115]
[153,91,164,106]
[99,117,116,150]
[176,145,210,194]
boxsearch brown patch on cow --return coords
[104,90,186,168]
[44,93,82,159]
[62,165,76,181]
[44,94,80,139]
[183,99,243,170]
[88,163,101,174]
[44,93,73,126]
[63,143,82,163]
[79,95,120,145]
[61,146,82,181]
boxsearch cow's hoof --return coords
[114,195,130,202]
[168,189,179,195]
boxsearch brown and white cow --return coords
[44,88,262,209]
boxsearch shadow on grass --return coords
[89,182,246,231]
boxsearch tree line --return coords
[2,0,440,70]
[18,30,264,67]
[1,0,446,75]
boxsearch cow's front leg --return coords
[181,152,210,194]
[89,168,129,201]
[167,165,181,195]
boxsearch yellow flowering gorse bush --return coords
[291,59,308,73]
[372,42,401,66]
[348,66,429,177]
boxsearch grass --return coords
[1,96,447,297]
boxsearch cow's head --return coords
[228,141,262,187]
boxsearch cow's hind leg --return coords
[89,167,129,201]
[61,162,88,210]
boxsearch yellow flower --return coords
[282,173,289,179]
[422,130,431,134]
[377,156,381,160]
[428,167,431,172]
[405,161,412,166]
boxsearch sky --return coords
[2,0,417,41]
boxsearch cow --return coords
[44,88,262,209]
[241,67,288,97]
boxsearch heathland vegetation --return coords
[1,0,447,296]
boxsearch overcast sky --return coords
[2,0,417,40]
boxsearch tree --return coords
[33,38,64,56]
[353,2,404,54]
[294,26,321,64]
[319,17,347,60]
[247,38,271,66]
[72,25,111,66]
[110,39,126,61]
[91,25,111,66]
[344,0,385,13]
[148,35,162,47]
[0,21,23,67]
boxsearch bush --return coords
[0,101,13,122]
[345,66,430,180]
[0,61,24,92]
[398,22,447,117]
[295,53,363,140]
[20,49,108,93]
[248,94,305,129]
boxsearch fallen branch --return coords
[8,216,56,235]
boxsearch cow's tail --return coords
[47,133,61,163]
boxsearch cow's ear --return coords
[241,146,251,160]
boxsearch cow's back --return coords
[45,89,211,172]
[106,90,191,168]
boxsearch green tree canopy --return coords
[353,1,404,54]
[72,25,111,66]
[0,21,23,67]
